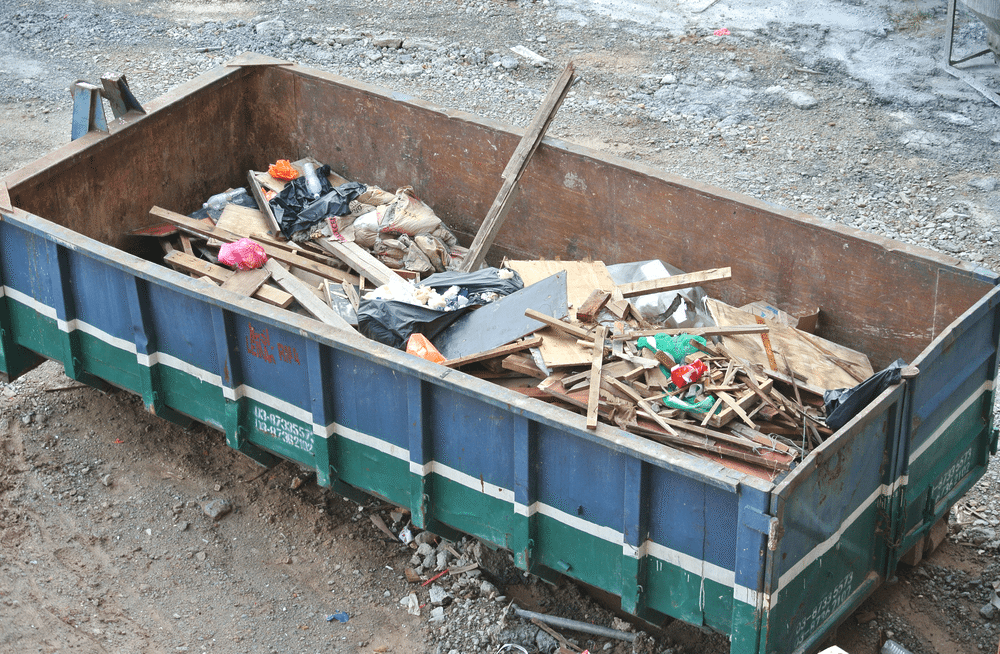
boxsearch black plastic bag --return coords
[356,300,474,349]
[824,359,906,432]
[270,165,366,240]
[420,268,524,304]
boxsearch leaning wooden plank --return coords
[524,308,594,341]
[612,325,769,340]
[150,206,358,285]
[221,268,272,296]
[314,238,399,287]
[264,260,354,331]
[444,335,543,368]
[246,169,282,234]
[502,354,547,379]
[163,250,293,308]
[617,267,732,298]
[460,62,576,272]
[586,326,607,429]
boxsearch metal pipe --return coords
[512,605,637,643]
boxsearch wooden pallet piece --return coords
[163,250,293,308]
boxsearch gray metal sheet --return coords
[433,271,567,360]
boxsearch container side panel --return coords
[233,319,313,417]
[328,349,412,454]
[902,285,1000,549]
[643,463,739,629]
[764,394,901,654]
[425,385,516,495]
[1,224,57,311]
[144,284,222,376]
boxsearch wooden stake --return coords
[460,62,576,272]
[586,326,607,429]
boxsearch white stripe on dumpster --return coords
[908,381,992,465]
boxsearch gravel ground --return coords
[2,0,1000,653]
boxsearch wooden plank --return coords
[612,325,769,340]
[163,250,294,308]
[264,260,354,331]
[150,206,358,285]
[444,335,543,368]
[524,308,593,341]
[314,238,399,287]
[577,289,610,322]
[601,375,678,435]
[706,298,873,390]
[617,267,732,298]
[246,170,282,235]
[460,62,576,272]
[713,391,757,429]
[501,354,547,379]
[216,204,274,240]
[586,326,607,429]
[341,281,361,312]
[179,233,194,256]
[221,268,272,296]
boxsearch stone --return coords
[962,525,997,545]
[101,474,113,487]
[500,56,520,70]
[416,543,434,557]
[195,551,207,562]
[428,606,446,623]
[435,551,449,570]
[254,19,285,39]
[787,91,818,110]
[414,530,436,546]
[980,602,996,620]
[331,35,362,46]
[968,177,999,193]
[373,36,402,49]
[202,498,233,521]
[398,64,424,77]
[428,584,451,606]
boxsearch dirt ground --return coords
[2,0,1000,653]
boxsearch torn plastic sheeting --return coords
[269,163,366,240]
[421,268,524,304]
[824,359,905,432]
[357,299,475,349]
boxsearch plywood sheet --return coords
[707,299,873,391]
[506,260,615,368]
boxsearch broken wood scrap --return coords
[264,260,354,331]
[444,335,543,369]
[150,206,360,286]
[576,289,611,322]
[524,308,593,341]
[314,238,399,287]
[502,354,547,379]
[221,267,272,296]
[163,250,293,308]
[612,324,769,340]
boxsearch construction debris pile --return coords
[137,63,912,480]
[135,153,916,481]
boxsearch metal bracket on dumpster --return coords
[942,0,1000,108]
[0,181,12,216]
[70,81,109,140]
[743,505,781,551]
[71,76,147,140]
[100,74,146,119]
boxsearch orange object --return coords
[406,333,446,364]
[263,189,277,201]
[268,159,299,181]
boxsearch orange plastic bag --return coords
[268,159,299,181]
[406,333,446,364]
